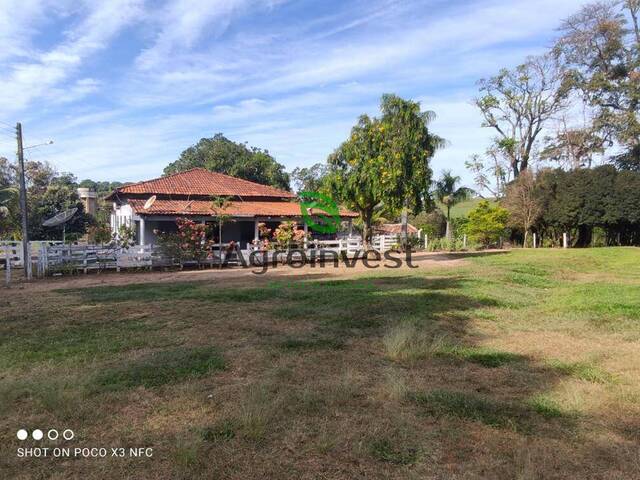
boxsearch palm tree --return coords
[434,171,473,240]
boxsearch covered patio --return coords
[125,198,357,248]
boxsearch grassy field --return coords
[1,248,639,479]
[436,197,495,218]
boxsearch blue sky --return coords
[0,0,591,185]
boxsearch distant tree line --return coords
[0,158,126,241]
[464,0,640,247]
[504,166,640,247]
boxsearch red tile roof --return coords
[374,223,419,234]
[107,168,294,199]
[128,198,359,218]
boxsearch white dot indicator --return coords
[62,429,74,440]
[47,429,59,440]
[17,429,28,440]
[32,429,43,440]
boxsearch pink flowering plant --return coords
[157,217,214,263]
[250,222,275,251]
[272,221,308,249]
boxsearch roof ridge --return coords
[107,167,294,199]
[196,168,291,194]
[112,167,205,192]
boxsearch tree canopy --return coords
[555,1,640,171]
[164,133,290,190]
[526,166,640,246]
[475,54,570,178]
[326,115,386,246]
[0,160,93,241]
[291,163,328,193]
[326,94,442,247]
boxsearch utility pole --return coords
[16,122,31,280]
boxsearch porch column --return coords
[348,219,353,237]
[303,222,308,249]
[254,219,260,242]
[139,217,145,245]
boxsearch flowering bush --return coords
[116,225,137,249]
[251,238,272,251]
[258,222,271,239]
[272,221,308,248]
[157,217,214,262]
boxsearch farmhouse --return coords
[106,168,358,247]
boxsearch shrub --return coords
[426,237,471,252]
[272,221,307,248]
[465,200,508,247]
[156,217,214,262]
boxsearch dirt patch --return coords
[6,251,468,292]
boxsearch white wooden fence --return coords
[1,241,63,268]
[1,234,400,281]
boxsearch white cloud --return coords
[0,0,142,112]
[2,0,597,184]
[135,0,287,71]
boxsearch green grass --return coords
[201,420,236,442]
[367,437,419,465]
[435,345,525,368]
[94,346,225,391]
[0,319,166,369]
[527,394,566,418]
[411,389,527,430]
[437,197,495,218]
[546,359,614,383]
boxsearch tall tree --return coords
[434,171,473,240]
[475,54,571,177]
[326,115,386,249]
[378,94,444,247]
[465,148,511,198]
[503,170,544,247]
[555,1,640,171]
[165,133,290,190]
[540,118,605,169]
[291,163,328,193]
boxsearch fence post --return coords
[533,233,537,249]
[424,234,428,251]
[463,235,467,249]
[5,247,10,287]
[25,241,32,281]
[563,232,568,249]
[42,243,49,276]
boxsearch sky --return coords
[0,0,592,186]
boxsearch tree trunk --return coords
[362,211,372,251]
[218,222,223,269]
[400,198,409,251]
[445,206,452,241]
[575,225,592,248]
[523,230,529,248]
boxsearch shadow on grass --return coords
[32,269,619,474]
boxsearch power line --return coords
[0,128,16,138]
